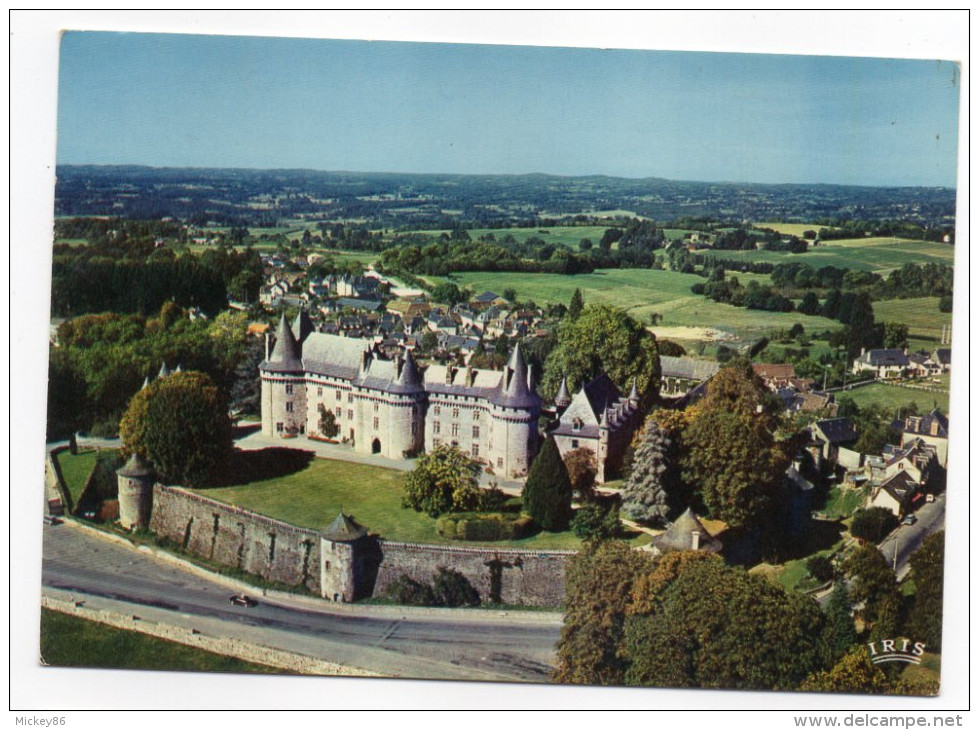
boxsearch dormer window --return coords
[572,418,583,432]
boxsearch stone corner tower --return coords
[116,452,155,530]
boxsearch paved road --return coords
[41,523,561,682]
[878,493,946,580]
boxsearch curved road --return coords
[41,523,562,682]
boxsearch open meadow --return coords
[696,237,954,274]
[838,382,949,415]
[446,268,842,345]
[872,296,952,347]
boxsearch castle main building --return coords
[260,312,542,478]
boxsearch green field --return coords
[195,456,588,550]
[55,450,98,507]
[873,297,952,345]
[40,608,279,673]
[839,383,949,415]
[752,222,827,237]
[444,268,842,344]
[696,237,955,274]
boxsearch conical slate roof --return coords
[554,377,572,408]
[628,378,640,402]
[390,348,424,394]
[652,508,722,554]
[292,309,315,345]
[492,343,540,409]
[157,362,170,378]
[322,512,368,542]
[261,313,303,373]
[117,452,154,479]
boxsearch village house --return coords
[851,348,910,379]
[901,409,949,468]
[810,417,860,470]
[868,470,919,517]
[658,356,719,399]
[650,508,723,556]
[550,374,643,483]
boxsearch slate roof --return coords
[292,309,315,344]
[322,512,368,542]
[474,291,501,303]
[904,409,949,439]
[117,452,154,479]
[554,377,571,408]
[338,298,382,311]
[553,373,632,439]
[856,349,910,367]
[659,356,720,382]
[932,348,951,365]
[652,508,723,554]
[877,470,918,504]
[261,313,303,373]
[813,417,858,445]
[490,343,541,409]
[302,333,368,380]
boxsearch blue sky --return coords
[57,32,960,187]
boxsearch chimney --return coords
[931,420,939,436]
[860,347,866,357]
[691,532,701,551]
[445,366,454,385]
[265,332,270,360]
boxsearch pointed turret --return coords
[261,313,303,373]
[158,362,170,378]
[322,512,368,542]
[391,347,424,394]
[493,343,540,409]
[174,363,183,374]
[141,376,151,390]
[628,378,639,404]
[292,308,315,345]
[526,363,535,392]
[554,376,572,408]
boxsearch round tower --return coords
[489,344,542,478]
[386,348,427,458]
[260,313,307,437]
[117,453,155,530]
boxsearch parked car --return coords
[926,494,936,503]
[901,514,918,526]
[229,594,258,608]
[43,515,62,526]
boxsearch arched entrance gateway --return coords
[371,438,381,454]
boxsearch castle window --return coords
[317,387,323,396]
[276,422,284,433]
[336,390,342,400]
[473,411,480,421]
[373,417,379,430]
[348,393,353,403]
[571,439,579,449]
[434,405,441,415]
[472,426,480,438]
[285,384,294,395]
[472,444,479,457]
[374,403,379,412]
[347,409,354,420]
[497,458,503,468]
[453,407,460,418]
[285,402,294,413]
[412,421,417,435]
[336,407,342,418]
[433,421,441,435]
[451,424,459,437]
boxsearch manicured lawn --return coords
[445,268,841,343]
[195,455,593,550]
[840,382,949,415]
[40,608,280,673]
[55,450,99,507]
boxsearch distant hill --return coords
[54,165,956,231]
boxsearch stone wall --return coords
[373,541,572,607]
[149,486,321,593]
[149,486,573,607]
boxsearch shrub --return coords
[386,575,437,606]
[523,436,573,531]
[806,555,835,583]
[433,567,480,607]
[571,502,621,541]
[477,482,509,513]
[437,512,535,541]
[850,507,899,544]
